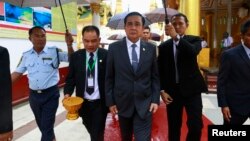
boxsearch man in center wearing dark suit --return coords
[158,13,207,141]
[64,25,108,141]
[105,12,160,141]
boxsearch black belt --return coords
[84,99,100,102]
[30,85,58,94]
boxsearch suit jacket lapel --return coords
[97,49,104,76]
[78,49,86,84]
[137,41,147,72]
[239,45,250,69]
[121,39,134,73]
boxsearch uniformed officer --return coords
[11,26,74,141]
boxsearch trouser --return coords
[29,86,59,141]
[81,99,107,141]
[167,87,203,141]
[118,111,152,141]
[224,111,250,125]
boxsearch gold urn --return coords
[62,96,84,120]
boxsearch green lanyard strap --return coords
[87,57,96,72]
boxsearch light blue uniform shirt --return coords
[15,46,68,90]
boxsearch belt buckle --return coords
[87,99,93,102]
[37,90,42,93]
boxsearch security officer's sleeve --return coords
[15,55,27,73]
[58,51,68,62]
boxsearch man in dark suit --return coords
[158,13,207,141]
[217,20,250,124]
[64,25,108,141]
[0,46,13,141]
[105,12,160,141]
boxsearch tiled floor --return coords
[12,91,250,141]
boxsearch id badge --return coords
[88,77,94,87]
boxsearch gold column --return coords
[90,2,101,14]
[115,0,123,14]
[206,13,213,49]
[179,0,200,35]
[102,3,108,25]
[90,2,101,27]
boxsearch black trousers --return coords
[223,111,250,125]
[29,86,59,141]
[81,100,107,141]
[118,111,152,141]
[167,87,203,141]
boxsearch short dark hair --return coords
[124,12,145,26]
[144,26,151,31]
[29,26,46,36]
[171,13,189,24]
[240,20,250,35]
[82,25,100,37]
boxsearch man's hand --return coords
[160,90,173,105]
[165,24,178,39]
[109,105,118,115]
[149,103,158,113]
[221,107,231,122]
[65,29,73,47]
[62,94,71,103]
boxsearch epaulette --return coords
[22,48,32,55]
[58,48,63,52]
[48,46,57,50]
[48,46,63,52]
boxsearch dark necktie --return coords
[174,46,179,83]
[131,44,138,72]
[86,52,95,94]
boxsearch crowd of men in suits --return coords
[1,11,250,141]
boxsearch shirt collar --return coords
[242,42,250,56]
[126,37,140,48]
[86,48,98,57]
[31,47,47,54]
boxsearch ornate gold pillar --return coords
[206,13,213,49]
[102,3,108,25]
[179,0,200,35]
[90,2,101,27]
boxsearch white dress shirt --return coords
[84,50,100,100]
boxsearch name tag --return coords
[42,57,52,60]
[88,76,94,87]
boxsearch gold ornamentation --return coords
[90,3,101,14]
[63,97,84,120]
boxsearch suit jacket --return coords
[105,38,160,119]
[64,48,108,115]
[0,46,13,133]
[217,45,250,116]
[158,35,207,97]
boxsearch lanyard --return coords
[87,56,96,72]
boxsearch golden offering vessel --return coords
[62,96,84,120]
